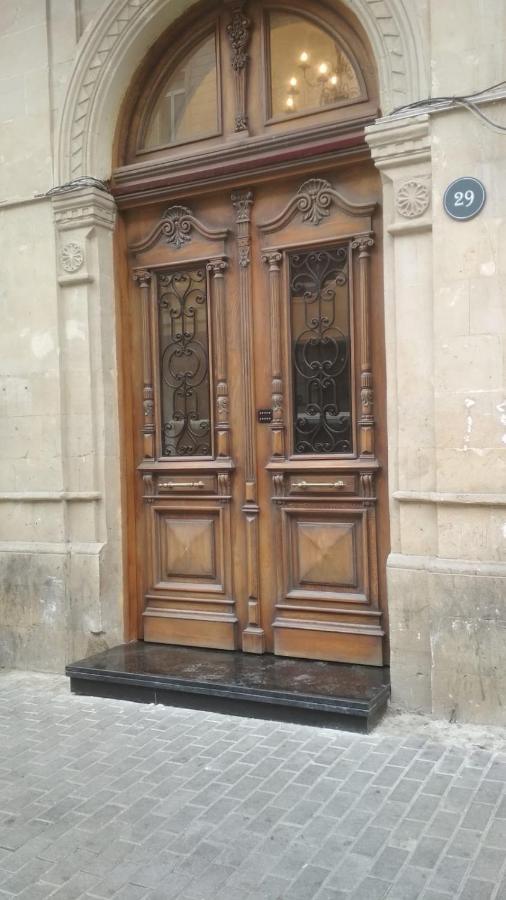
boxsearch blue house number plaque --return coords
[443,177,486,221]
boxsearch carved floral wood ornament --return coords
[129,205,229,253]
[259,177,376,233]
[226,2,251,132]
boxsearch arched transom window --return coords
[121,1,377,166]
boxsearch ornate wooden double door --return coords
[126,162,388,665]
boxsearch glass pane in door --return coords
[158,267,212,457]
[289,246,352,454]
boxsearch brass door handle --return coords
[293,480,345,489]
[159,480,205,490]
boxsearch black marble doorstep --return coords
[66,642,390,732]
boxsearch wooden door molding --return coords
[351,233,375,457]
[256,171,385,664]
[207,257,231,458]
[231,189,266,654]
[128,196,239,650]
[261,250,285,458]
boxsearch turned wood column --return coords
[352,234,375,457]
[207,257,230,458]
[133,269,155,459]
[232,189,265,653]
[262,250,285,458]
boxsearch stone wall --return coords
[0,0,505,724]
[0,1,124,670]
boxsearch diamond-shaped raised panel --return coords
[163,517,216,579]
[296,521,357,588]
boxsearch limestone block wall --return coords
[367,0,506,725]
[0,1,123,670]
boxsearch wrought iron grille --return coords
[289,246,352,454]
[158,268,212,457]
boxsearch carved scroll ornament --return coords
[129,205,229,253]
[259,178,376,234]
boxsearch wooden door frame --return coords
[113,143,390,657]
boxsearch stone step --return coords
[66,642,390,733]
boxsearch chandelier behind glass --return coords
[285,50,347,112]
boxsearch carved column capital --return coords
[52,186,116,233]
[232,190,254,223]
[262,250,283,269]
[365,113,431,174]
[206,257,228,277]
[351,234,375,256]
[133,268,152,288]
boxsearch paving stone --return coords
[470,846,506,881]
[459,878,496,900]
[288,863,329,898]
[484,816,506,847]
[461,802,495,831]
[352,826,390,858]
[446,827,480,859]
[427,854,469,894]
[387,865,430,899]
[389,817,425,850]
[349,875,391,899]
[409,836,447,869]
[1,672,506,900]
[370,845,409,880]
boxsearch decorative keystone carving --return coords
[60,242,84,273]
[395,179,430,218]
[161,205,193,248]
[297,178,334,226]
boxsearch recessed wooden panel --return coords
[285,507,365,600]
[152,506,225,592]
[296,521,357,588]
[163,517,216,579]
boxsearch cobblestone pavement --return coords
[1,672,506,900]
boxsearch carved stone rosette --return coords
[133,268,155,459]
[60,241,84,273]
[351,234,375,456]
[226,3,251,132]
[395,179,430,219]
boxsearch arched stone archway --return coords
[57,0,429,183]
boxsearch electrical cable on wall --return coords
[389,80,506,133]
[44,176,112,197]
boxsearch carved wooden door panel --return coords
[251,167,387,666]
[127,161,387,664]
